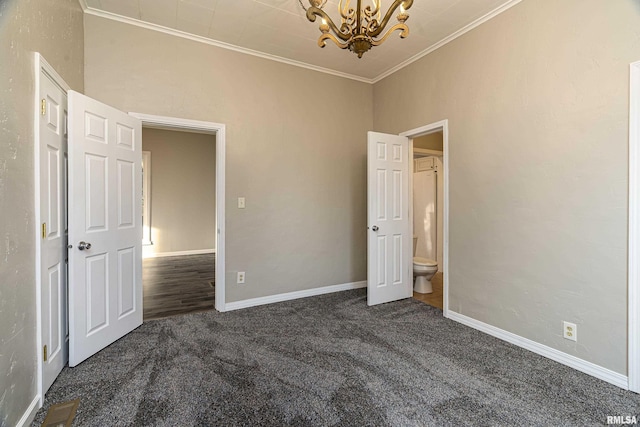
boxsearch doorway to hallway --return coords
[140,127,217,320]
[143,253,215,320]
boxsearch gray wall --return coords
[374,0,640,374]
[142,128,216,255]
[84,14,373,303]
[0,0,84,424]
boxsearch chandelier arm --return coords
[364,0,381,19]
[339,0,352,20]
[318,33,350,49]
[368,0,412,38]
[370,23,409,46]
[306,7,352,41]
[372,0,381,18]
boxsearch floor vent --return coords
[41,398,80,427]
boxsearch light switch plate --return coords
[238,197,245,209]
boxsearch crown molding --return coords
[82,7,374,84]
[81,0,523,85]
[372,0,523,83]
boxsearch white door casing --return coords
[68,91,143,366]
[401,120,449,316]
[367,131,412,306]
[38,71,69,393]
[129,112,226,312]
[628,60,640,393]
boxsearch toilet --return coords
[412,236,438,294]
[413,257,438,294]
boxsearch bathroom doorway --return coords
[400,121,449,315]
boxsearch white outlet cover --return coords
[563,321,577,342]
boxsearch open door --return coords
[367,131,412,306]
[68,91,142,366]
[38,70,69,392]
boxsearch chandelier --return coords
[298,0,413,58]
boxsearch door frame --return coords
[34,53,71,406]
[129,113,227,312]
[399,120,449,317]
[628,60,640,393]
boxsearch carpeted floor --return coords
[33,289,639,426]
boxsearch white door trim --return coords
[128,113,227,312]
[34,53,71,408]
[628,60,640,393]
[400,120,449,317]
[142,150,152,245]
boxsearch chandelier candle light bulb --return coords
[299,0,413,58]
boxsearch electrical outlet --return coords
[237,271,245,284]
[563,321,577,342]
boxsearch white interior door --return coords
[39,72,68,392]
[367,131,411,306]
[68,91,142,366]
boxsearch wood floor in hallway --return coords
[143,253,215,320]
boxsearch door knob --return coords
[78,241,92,251]
[372,226,379,231]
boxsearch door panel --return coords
[86,253,108,335]
[68,91,142,367]
[39,72,68,394]
[46,265,61,358]
[117,160,135,228]
[118,247,136,317]
[86,154,108,231]
[367,132,411,306]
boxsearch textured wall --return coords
[0,0,83,424]
[84,15,373,303]
[374,0,640,374]
[142,128,216,255]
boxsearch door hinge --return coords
[41,99,46,116]
[41,223,46,239]
[43,345,48,362]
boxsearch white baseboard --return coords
[447,311,629,389]
[16,395,40,427]
[224,280,367,311]
[143,248,215,259]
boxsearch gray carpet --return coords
[33,289,639,426]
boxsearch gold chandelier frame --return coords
[300,0,413,58]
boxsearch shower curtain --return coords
[413,170,437,260]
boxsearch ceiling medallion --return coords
[299,0,413,58]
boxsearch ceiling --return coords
[81,0,520,82]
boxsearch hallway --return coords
[143,253,215,320]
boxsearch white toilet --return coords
[413,257,438,294]
[412,236,438,294]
